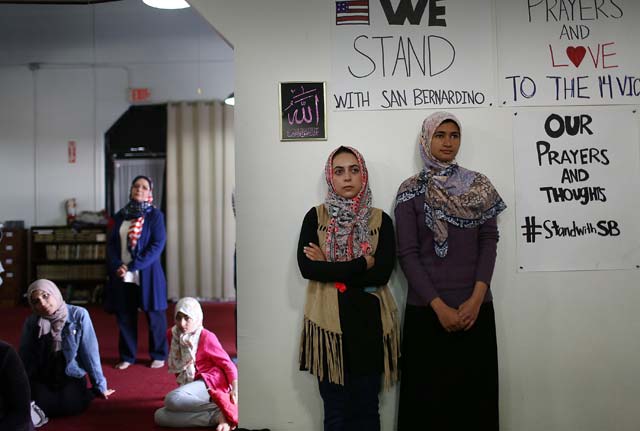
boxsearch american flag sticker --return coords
[336,0,370,26]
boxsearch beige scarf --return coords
[299,205,400,388]
[27,279,68,352]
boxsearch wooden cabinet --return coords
[30,226,107,304]
[0,228,27,306]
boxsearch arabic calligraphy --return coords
[284,86,321,126]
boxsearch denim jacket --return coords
[19,304,108,394]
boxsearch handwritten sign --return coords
[279,82,327,141]
[497,1,640,106]
[513,110,640,271]
[330,0,495,111]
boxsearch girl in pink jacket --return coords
[154,297,238,430]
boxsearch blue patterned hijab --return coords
[396,112,506,257]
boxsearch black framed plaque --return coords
[279,82,327,141]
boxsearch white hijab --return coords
[167,297,204,385]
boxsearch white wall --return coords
[192,1,640,430]
[0,0,233,226]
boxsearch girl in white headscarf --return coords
[155,297,238,431]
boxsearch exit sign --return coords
[129,87,151,103]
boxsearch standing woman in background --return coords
[395,112,506,431]
[107,175,168,370]
[298,146,400,431]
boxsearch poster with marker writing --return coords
[497,0,640,106]
[330,0,495,111]
[513,110,640,271]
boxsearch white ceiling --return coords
[0,0,120,3]
[0,0,233,66]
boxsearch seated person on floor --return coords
[0,339,33,431]
[155,297,238,430]
[19,279,115,420]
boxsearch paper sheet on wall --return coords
[330,0,495,111]
[513,109,640,271]
[496,0,640,106]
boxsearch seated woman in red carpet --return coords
[19,279,115,422]
[155,297,238,430]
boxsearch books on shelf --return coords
[36,264,107,281]
[33,228,107,243]
[31,225,108,305]
[44,244,106,260]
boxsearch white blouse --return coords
[119,220,140,285]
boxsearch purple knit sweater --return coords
[395,194,499,308]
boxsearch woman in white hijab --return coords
[155,297,239,430]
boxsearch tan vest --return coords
[299,205,400,387]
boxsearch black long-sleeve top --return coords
[297,207,395,376]
[0,340,33,431]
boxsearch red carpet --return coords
[1,302,236,431]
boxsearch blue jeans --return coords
[318,374,381,431]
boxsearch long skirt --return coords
[397,301,499,431]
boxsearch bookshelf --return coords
[30,225,108,304]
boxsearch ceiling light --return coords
[224,93,235,106]
[142,0,190,10]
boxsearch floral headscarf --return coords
[168,297,204,386]
[27,279,68,352]
[396,112,506,257]
[323,146,372,262]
